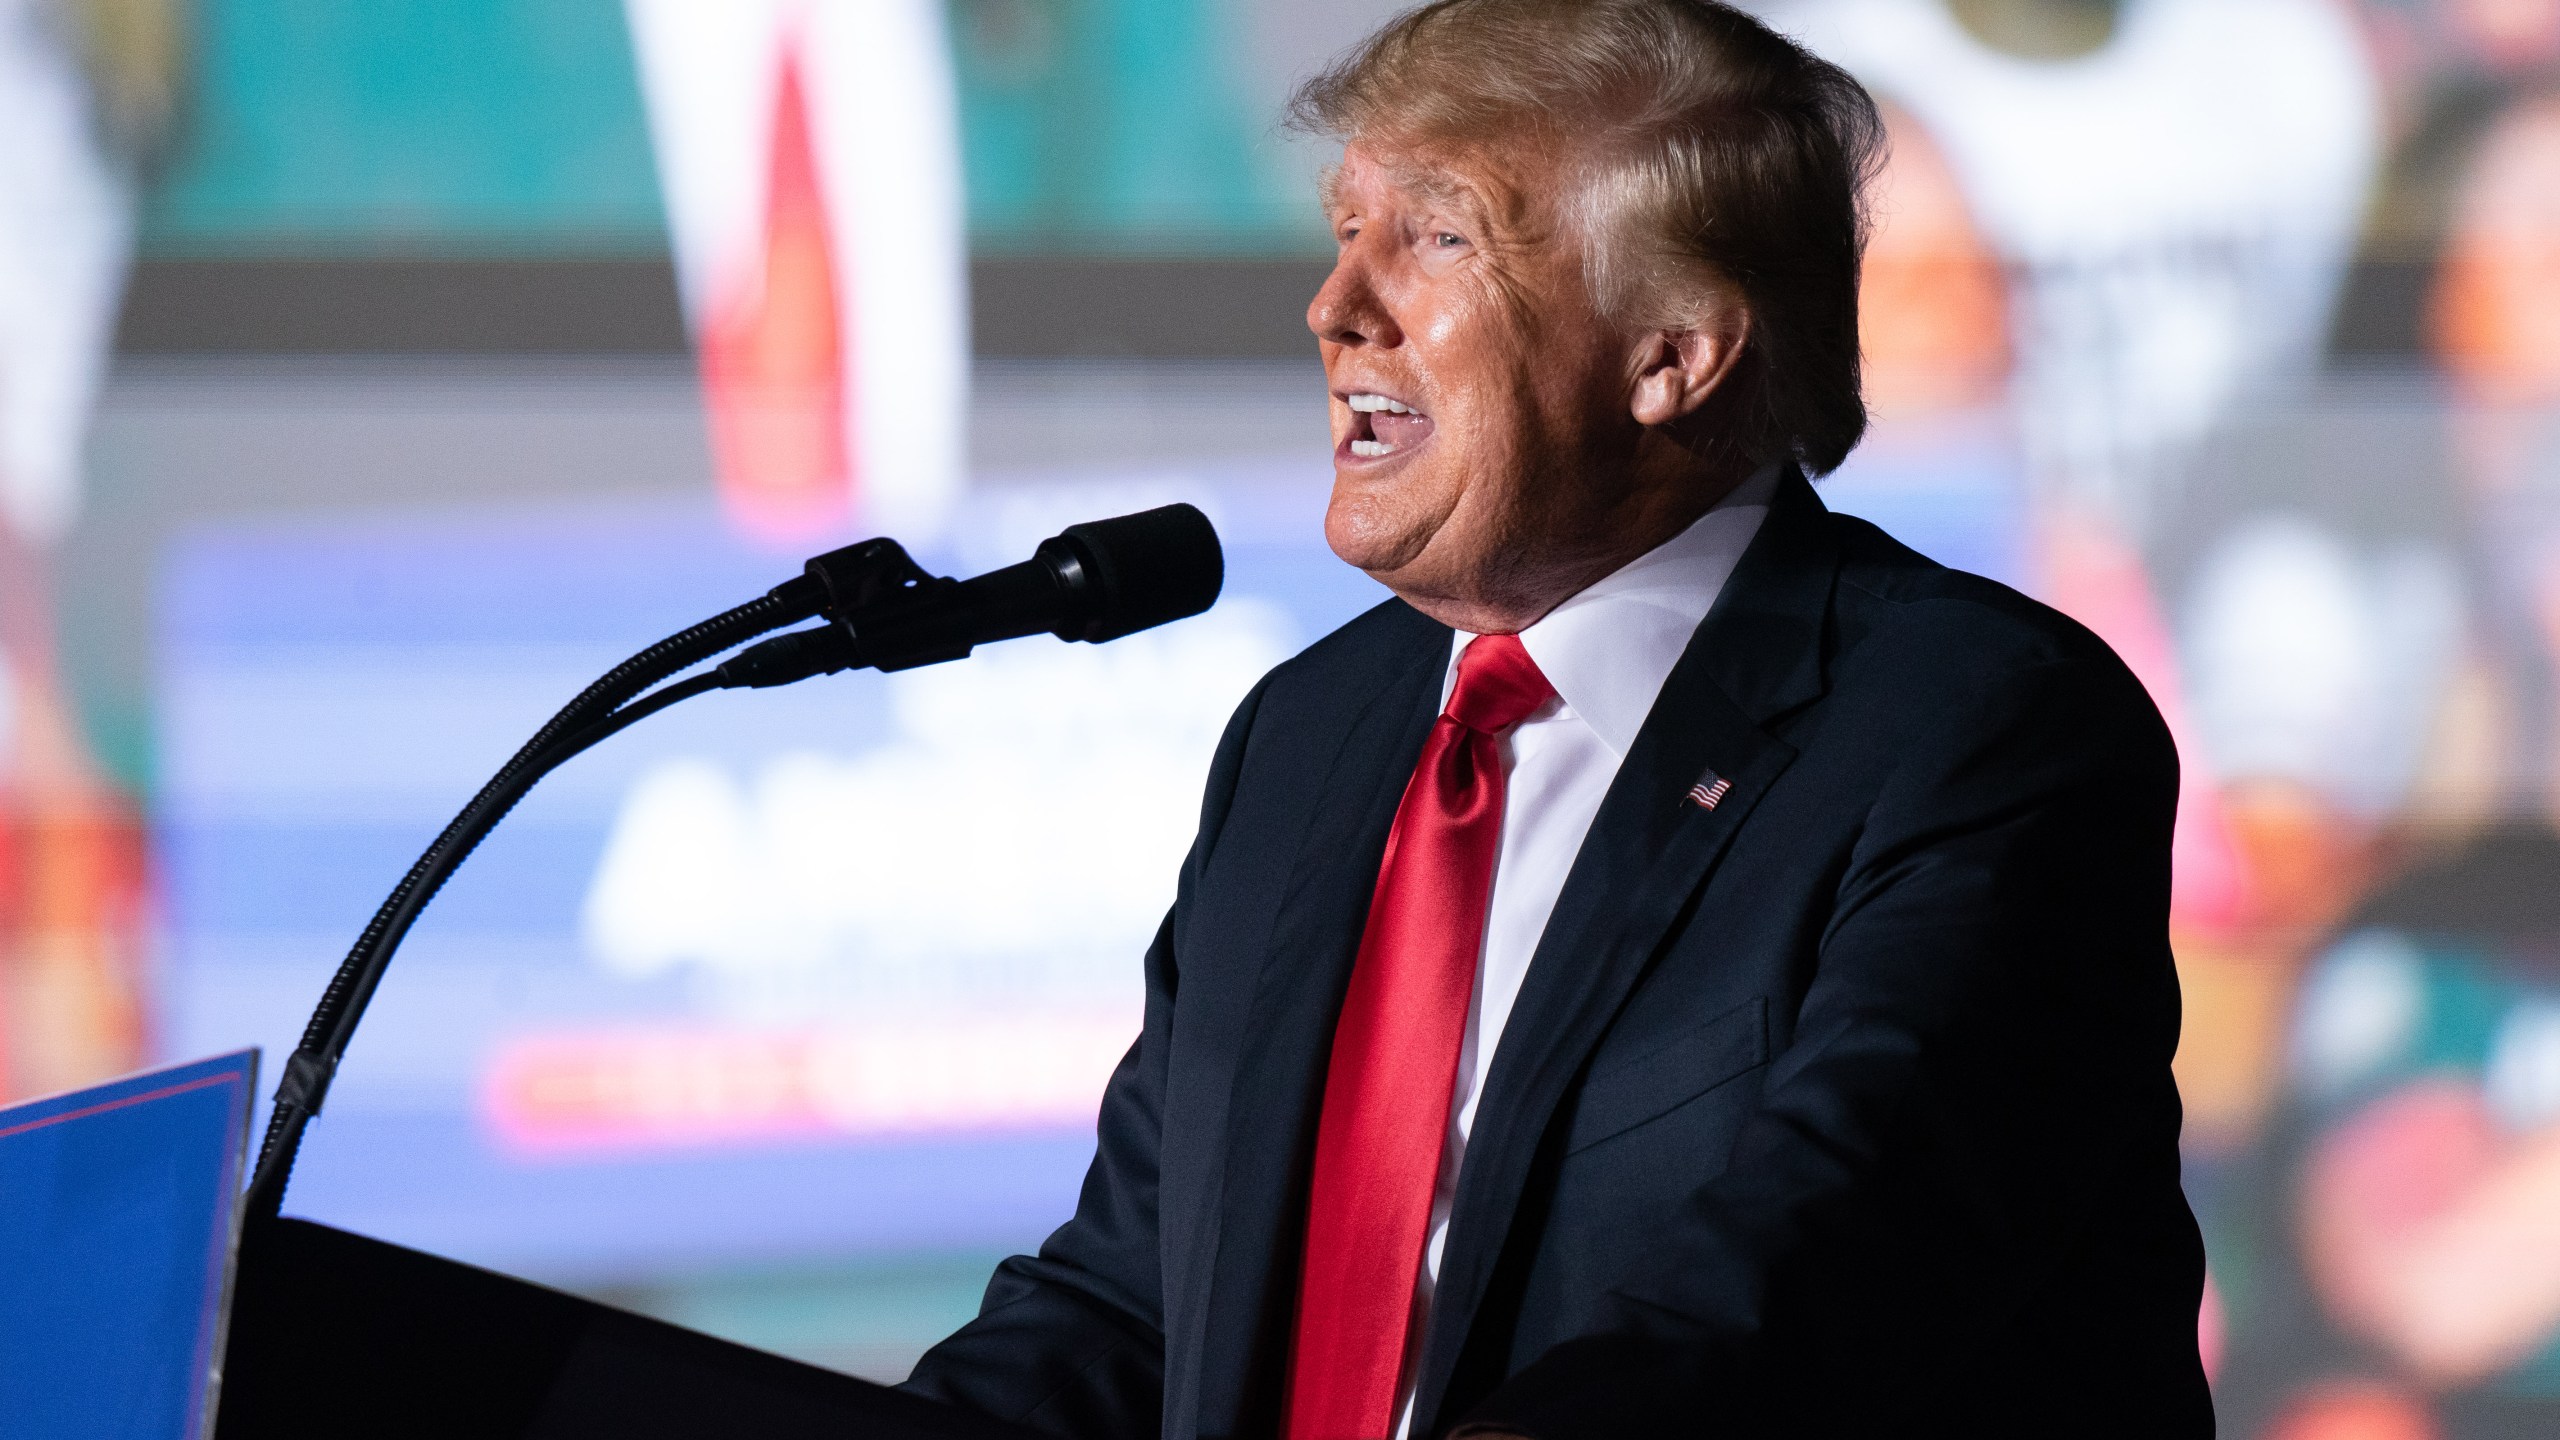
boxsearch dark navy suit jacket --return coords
[905,470,2213,1437]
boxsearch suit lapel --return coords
[1188,606,1447,1440]
[1410,468,1841,1431]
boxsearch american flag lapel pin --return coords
[1686,769,1733,811]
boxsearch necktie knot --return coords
[1445,633,1554,735]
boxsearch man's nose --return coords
[1308,253,1401,349]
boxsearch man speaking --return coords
[907,0,2210,1434]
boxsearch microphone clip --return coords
[804,537,981,672]
[718,538,959,690]
[802,536,948,617]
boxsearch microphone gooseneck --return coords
[244,505,1222,1220]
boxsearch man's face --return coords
[1310,142,1657,629]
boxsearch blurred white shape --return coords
[2183,515,2462,814]
[801,1014,1133,1134]
[624,0,968,542]
[584,757,763,978]
[581,599,1298,1005]
[0,0,133,543]
[1768,0,2377,534]
[2291,930,2426,1100]
[2487,1000,2560,1134]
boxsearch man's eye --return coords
[1433,232,1465,248]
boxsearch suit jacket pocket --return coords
[1564,996,1767,1155]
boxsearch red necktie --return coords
[1286,633,1555,1440]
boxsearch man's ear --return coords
[1628,288,1750,427]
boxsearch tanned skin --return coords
[1311,140,1756,636]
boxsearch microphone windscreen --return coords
[1057,504,1225,642]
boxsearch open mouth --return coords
[1342,391,1435,461]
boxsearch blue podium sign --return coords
[0,1051,257,1440]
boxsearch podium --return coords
[215,1217,1041,1440]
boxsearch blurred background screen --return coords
[3,0,2558,1429]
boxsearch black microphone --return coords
[717,502,1224,688]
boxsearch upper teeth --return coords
[1347,393,1417,414]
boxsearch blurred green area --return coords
[138,0,667,253]
[136,0,1330,256]
[589,1251,1015,1384]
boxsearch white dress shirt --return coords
[1392,463,1776,1437]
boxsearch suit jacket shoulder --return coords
[1817,509,2169,762]
[1826,511,2112,663]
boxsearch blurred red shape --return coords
[698,42,854,545]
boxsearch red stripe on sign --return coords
[0,1072,243,1142]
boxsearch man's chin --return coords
[1320,491,1439,579]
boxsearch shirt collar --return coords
[1448,462,1780,757]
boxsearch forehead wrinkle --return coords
[1383,156,1478,217]
[1343,140,1548,245]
